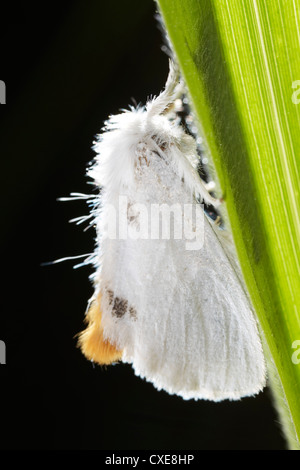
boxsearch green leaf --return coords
[157,0,300,449]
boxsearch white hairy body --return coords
[80,63,266,401]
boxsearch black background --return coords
[0,0,286,450]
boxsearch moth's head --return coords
[146,111,197,159]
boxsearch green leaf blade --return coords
[157,0,300,448]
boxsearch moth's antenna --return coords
[146,60,182,118]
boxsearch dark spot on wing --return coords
[105,287,137,321]
[112,297,128,318]
[107,289,114,306]
[158,141,167,151]
[129,306,137,319]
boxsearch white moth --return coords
[78,62,266,401]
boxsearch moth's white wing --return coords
[97,145,266,401]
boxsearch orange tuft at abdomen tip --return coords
[77,296,123,365]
